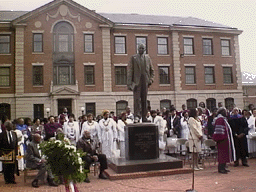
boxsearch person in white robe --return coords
[247,110,256,157]
[180,111,189,154]
[117,112,133,157]
[13,128,25,171]
[80,113,101,153]
[63,114,80,146]
[99,110,117,158]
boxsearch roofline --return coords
[11,0,113,27]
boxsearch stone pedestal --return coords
[125,123,159,160]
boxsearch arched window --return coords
[53,21,75,85]
[160,99,171,111]
[116,100,128,117]
[206,98,216,112]
[187,98,197,110]
[0,103,11,121]
[225,98,234,110]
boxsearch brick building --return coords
[0,0,243,120]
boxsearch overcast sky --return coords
[1,0,255,74]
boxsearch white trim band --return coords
[83,62,96,66]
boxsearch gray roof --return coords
[0,10,235,29]
[99,13,235,29]
[242,72,256,85]
[0,11,28,22]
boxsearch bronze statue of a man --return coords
[127,44,154,122]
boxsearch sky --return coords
[0,0,255,74]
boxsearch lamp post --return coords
[46,108,50,117]
[81,107,85,116]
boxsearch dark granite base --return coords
[108,154,183,174]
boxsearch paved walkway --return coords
[1,158,256,192]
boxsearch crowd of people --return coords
[0,102,256,187]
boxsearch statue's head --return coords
[138,44,145,55]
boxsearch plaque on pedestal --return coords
[125,123,159,160]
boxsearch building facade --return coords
[0,0,243,120]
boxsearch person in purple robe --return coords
[228,108,249,167]
[213,108,236,174]
[44,116,62,141]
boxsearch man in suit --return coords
[0,121,18,184]
[167,108,181,138]
[26,133,57,188]
[127,44,154,122]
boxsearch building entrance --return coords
[58,99,72,115]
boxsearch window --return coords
[205,67,215,84]
[157,37,168,55]
[116,100,128,117]
[206,98,216,112]
[33,66,43,86]
[160,99,171,111]
[86,103,95,116]
[53,22,75,85]
[223,67,233,84]
[53,22,74,53]
[53,65,74,85]
[203,38,213,55]
[225,98,234,110]
[0,67,10,87]
[115,66,127,85]
[115,36,126,54]
[33,104,44,119]
[84,34,94,53]
[187,99,197,110]
[159,66,170,84]
[221,39,230,56]
[136,36,147,53]
[0,103,11,120]
[33,34,43,52]
[183,37,194,55]
[84,66,94,85]
[185,66,196,84]
[0,35,10,54]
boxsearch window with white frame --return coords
[33,66,43,85]
[115,66,127,85]
[159,66,170,84]
[0,67,10,86]
[115,36,126,54]
[0,35,10,54]
[136,36,147,53]
[221,39,230,56]
[183,37,194,55]
[84,65,94,85]
[185,66,196,84]
[84,34,94,53]
[204,66,215,84]
[157,37,168,55]
[33,33,43,52]
[203,38,213,55]
[223,67,233,84]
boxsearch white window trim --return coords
[83,62,95,66]
[182,35,194,38]
[135,34,148,36]
[202,36,213,39]
[32,30,44,33]
[220,37,231,40]
[184,64,196,67]
[114,54,128,56]
[0,32,12,34]
[156,34,169,37]
[0,64,12,67]
[114,33,127,36]
[203,64,215,67]
[114,63,128,67]
[222,64,233,67]
[32,52,45,55]
[158,64,171,67]
[83,31,95,34]
[32,62,44,66]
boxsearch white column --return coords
[101,27,112,92]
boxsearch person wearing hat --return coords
[98,110,117,158]
[127,43,154,122]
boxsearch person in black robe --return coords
[0,121,19,184]
[228,108,249,167]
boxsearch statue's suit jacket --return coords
[127,54,154,91]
